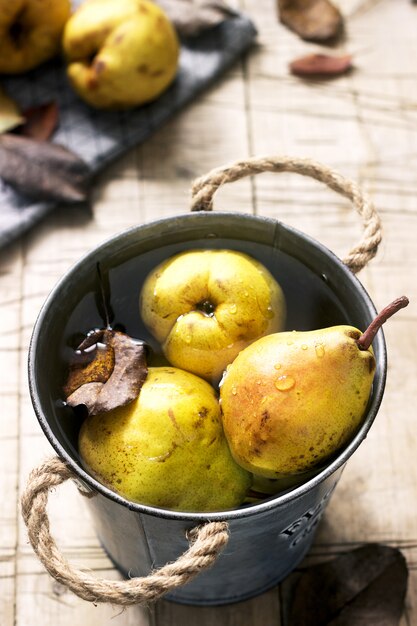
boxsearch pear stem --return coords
[357,296,409,351]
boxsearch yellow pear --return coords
[220,326,376,478]
[0,0,70,74]
[140,249,286,383]
[63,0,179,109]
[79,367,251,512]
[220,297,409,478]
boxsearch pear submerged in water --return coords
[220,297,409,479]
[79,367,251,512]
[140,249,286,383]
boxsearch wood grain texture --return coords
[1,0,416,624]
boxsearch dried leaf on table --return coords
[156,0,236,37]
[289,53,352,77]
[288,544,408,625]
[19,102,59,141]
[278,0,343,43]
[64,329,148,416]
[0,86,25,134]
[0,134,91,203]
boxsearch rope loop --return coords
[190,155,382,273]
[21,457,229,605]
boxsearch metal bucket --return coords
[27,155,386,606]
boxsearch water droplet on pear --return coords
[275,375,295,391]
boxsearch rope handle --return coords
[190,155,382,273]
[21,457,229,606]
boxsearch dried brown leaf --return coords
[0,134,90,203]
[63,330,115,397]
[20,102,59,141]
[156,0,235,37]
[288,544,408,625]
[0,86,25,134]
[65,329,148,416]
[278,0,343,43]
[289,53,352,77]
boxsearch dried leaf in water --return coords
[288,544,408,625]
[278,0,343,43]
[63,330,115,398]
[64,329,148,416]
[0,86,25,134]
[289,53,352,77]
[0,134,90,203]
[156,0,235,37]
[20,102,59,141]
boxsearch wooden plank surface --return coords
[1,0,417,624]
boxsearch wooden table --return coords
[2,0,416,623]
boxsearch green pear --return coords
[79,366,251,512]
[140,249,286,383]
[220,298,408,478]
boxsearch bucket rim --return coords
[28,210,387,522]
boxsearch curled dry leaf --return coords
[0,86,25,134]
[0,134,90,203]
[288,543,408,625]
[289,53,352,77]
[20,101,59,141]
[64,329,148,416]
[278,0,343,43]
[156,0,236,37]
[64,330,115,398]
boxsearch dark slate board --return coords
[0,9,257,249]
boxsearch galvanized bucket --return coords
[24,156,386,606]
